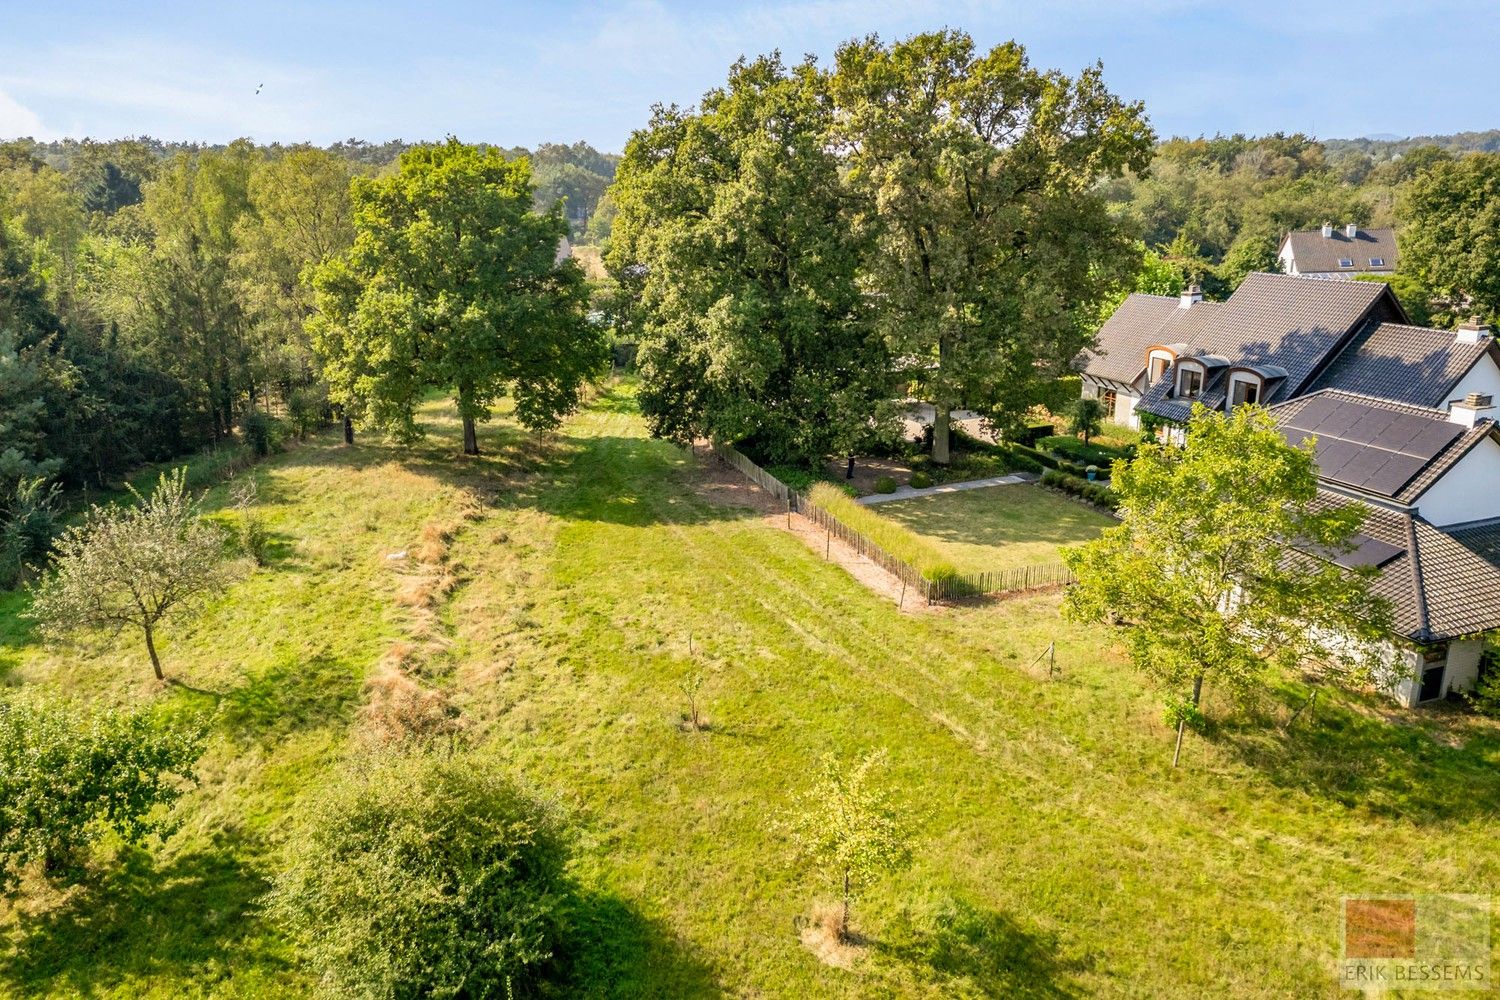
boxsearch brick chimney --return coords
[1321,222,1334,238]
[1457,316,1491,345]
[1345,223,1358,239]
[1449,392,1495,430]
[1178,283,1203,309]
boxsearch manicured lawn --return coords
[877,484,1117,574]
[3,380,1498,998]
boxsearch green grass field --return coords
[3,381,1498,998]
[877,485,1117,574]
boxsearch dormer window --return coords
[1230,378,1259,407]
[1338,258,1354,268]
[1178,367,1203,399]
[1369,257,1385,267]
[1148,355,1170,386]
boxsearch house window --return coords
[1148,356,1170,386]
[1178,367,1203,398]
[1338,258,1354,268]
[1230,379,1259,407]
[1099,389,1117,416]
[1369,257,1385,267]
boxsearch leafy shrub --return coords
[1011,443,1061,471]
[1162,696,1207,734]
[766,464,821,493]
[872,476,899,494]
[287,385,329,440]
[1040,469,1119,511]
[1005,451,1045,475]
[908,471,932,489]
[267,752,572,999]
[231,478,270,566]
[1464,653,1500,717]
[240,411,279,457]
[0,477,61,588]
[807,483,958,582]
[0,697,205,891]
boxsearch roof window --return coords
[1338,258,1354,268]
[1369,257,1385,267]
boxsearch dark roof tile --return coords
[1283,227,1399,274]
[1312,320,1496,406]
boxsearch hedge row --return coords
[1040,469,1119,511]
[807,483,959,581]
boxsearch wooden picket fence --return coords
[710,441,1075,602]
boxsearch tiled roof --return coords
[1312,492,1500,641]
[1131,273,1399,422]
[1282,227,1399,274]
[1269,389,1495,503]
[1450,519,1500,570]
[1186,273,1395,397]
[1312,320,1496,407]
[1079,294,1221,386]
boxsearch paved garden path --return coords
[857,472,1038,505]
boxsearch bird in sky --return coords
[255,82,263,95]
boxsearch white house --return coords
[1278,223,1399,279]
[1079,272,1500,706]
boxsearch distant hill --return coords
[1324,129,1500,161]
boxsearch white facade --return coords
[1446,355,1500,409]
[1413,436,1500,527]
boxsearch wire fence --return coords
[710,441,1075,603]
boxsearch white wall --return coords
[1389,640,1485,706]
[1414,436,1500,527]
[1446,640,1485,694]
[1447,353,1500,408]
[1278,245,1297,275]
[1114,393,1139,430]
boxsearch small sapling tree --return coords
[1069,396,1106,445]
[778,748,913,942]
[27,469,235,681]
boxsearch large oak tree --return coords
[831,31,1154,463]
[311,140,604,454]
[609,54,894,466]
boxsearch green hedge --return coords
[1040,469,1119,511]
[1038,435,1134,468]
[808,483,958,582]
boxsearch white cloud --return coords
[0,88,50,139]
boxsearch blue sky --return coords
[2,1,1496,151]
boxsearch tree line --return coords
[1099,131,1500,325]
[606,30,1155,469]
[0,135,610,584]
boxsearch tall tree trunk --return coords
[343,414,354,446]
[143,623,164,681]
[456,382,480,455]
[933,405,952,466]
[462,416,479,456]
[1172,674,1204,768]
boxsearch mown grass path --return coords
[3,381,1498,998]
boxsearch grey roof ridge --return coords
[1405,512,1431,642]
[1270,385,1449,419]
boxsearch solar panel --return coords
[1331,448,1388,486]
[1404,421,1464,458]
[1358,455,1427,496]
[1276,394,1464,497]
[1314,439,1364,477]
[1337,534,1404,569]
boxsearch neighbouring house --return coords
[1278,223,1399,279]
[1080,271,1500,706]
